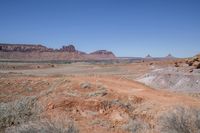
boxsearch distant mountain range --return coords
[0,43,179,61]
[0,43,115,61]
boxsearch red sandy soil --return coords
[1,74,200,133]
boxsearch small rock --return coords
[189,69,193,73]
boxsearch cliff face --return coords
[0,44,78,53]
[0,43,116,61]
[0,51,84,61]
[60,45,76,52]
[0,44,50,52]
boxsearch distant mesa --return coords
[165,53,175,58]
[89,50,116,59]
[0,43,77,52]
[0,43,50,52]
[144,54,176,59]
[90,50,115,56]
[145,54,152,58]
[60,45,76,52]
[0,43,116,60]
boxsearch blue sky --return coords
[0,0,200,57]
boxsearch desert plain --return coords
[0,54,200,133]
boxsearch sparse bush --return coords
[101,99,133,111]
[97,84,107,90]
[5,119,79,133]
[0,96,41,129]
[89,119,110,128]
[26,87,33,92]
[149,62,153,65]
[157,106,200,133]
[189,93,200,98]
[130,95,144,104]
[123,118,150,133]
[80,82,91,89]
[87,89,107,97]
[66,90,80,97]
[87,85,108,97]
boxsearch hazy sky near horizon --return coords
[0,0,200,57]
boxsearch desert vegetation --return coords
[157,106,200,133]
[0,54,200,132]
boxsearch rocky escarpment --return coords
[0,43,116,61]
[60,45,76,52]
[0,43,77,52]
[0,43,51,52]
[185,55,200,69]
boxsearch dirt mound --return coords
[137,67,200,92]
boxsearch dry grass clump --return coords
[101,99,133,112]
[0,96,41,129]
[1,96,79,133]
[157,106,200,133]
[80,82,91,89]
[122,106,200,133]
[86,84,108,97]
[122,118,150,133]
[66,90,81,97]
[188,93,200,98]
[5,119,79,133]
[97,84,107,90]
[87,89,107,97]
[89,119,110,127]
